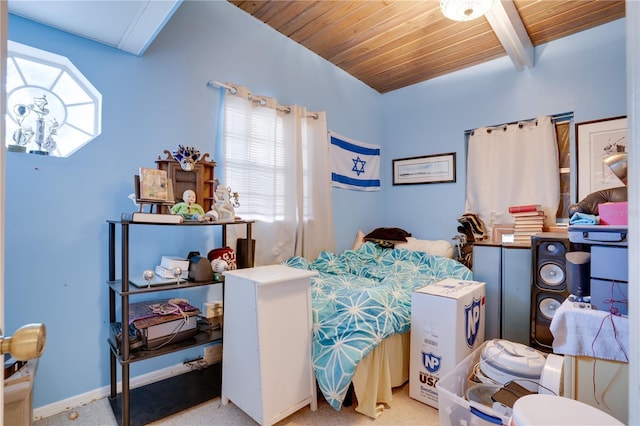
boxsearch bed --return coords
[283,236,473,418]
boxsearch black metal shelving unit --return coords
[106,219,253,426]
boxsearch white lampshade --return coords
[440,0,496,21]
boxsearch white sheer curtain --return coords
[221,84,335,265]
[465,115,560,234]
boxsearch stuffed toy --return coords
[207,247,237,270]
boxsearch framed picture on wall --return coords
[392,152,456,185]
[576,116,627,200]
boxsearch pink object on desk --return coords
[598,201,628,225]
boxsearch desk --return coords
[5,358,38,426]
[550,300,628,424]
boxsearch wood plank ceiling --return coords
[229,0,625,93]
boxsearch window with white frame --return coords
[5,41,101,157]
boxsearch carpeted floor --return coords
[34,379,441,425]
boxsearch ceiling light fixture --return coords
[440,0,497,21]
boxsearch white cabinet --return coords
[221,265,318,425]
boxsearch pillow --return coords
[352,230,365,250]
[394,237,454,258]
[363,227,411,248]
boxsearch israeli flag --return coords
[329,131,381,191]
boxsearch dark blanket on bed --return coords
[284,241,473,410]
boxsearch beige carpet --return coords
[34,382,441,425]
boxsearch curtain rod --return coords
[206,80,319,119]
[207,80,237,94]
[464,112,574,136]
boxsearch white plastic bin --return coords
[436,341,509,426]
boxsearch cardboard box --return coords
[409,278,486,408]
[599,202,628,225]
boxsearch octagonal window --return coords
[5,41,102,157]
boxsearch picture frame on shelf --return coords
[134,170,174,213]
[138,167,171,202]
[576,116,627,200]
[491,224,515,244]
[392,152,456,185]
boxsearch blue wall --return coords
[380,19,626,242]
[5,0,626,411]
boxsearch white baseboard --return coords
[33,362,193,420]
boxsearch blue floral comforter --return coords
[283,241,472,411]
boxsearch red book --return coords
[508,204,542,214]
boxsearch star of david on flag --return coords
[329,131,381,191]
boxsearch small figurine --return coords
[208,184,235,223]
[170,189,206,221]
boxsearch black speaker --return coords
[530,233,570,352]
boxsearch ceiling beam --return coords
[118,1,182,56]
[485,0,534,71]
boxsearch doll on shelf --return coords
[170,189,206,221]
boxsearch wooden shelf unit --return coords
[155,150,217,213]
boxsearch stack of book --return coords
[510,204,545,244]
[156,256,190,279]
